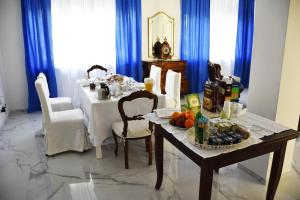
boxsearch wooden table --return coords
[153,123,299,200]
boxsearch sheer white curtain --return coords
[210,0,239,76]
[51,0,116,98]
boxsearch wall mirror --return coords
[148,12,174,58]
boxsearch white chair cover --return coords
[149,65,161,94]
[38,73,73,111]
[165,70,181,109]
[38,73,50,97]
[35,78,91,155]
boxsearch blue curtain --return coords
[116,0,142,82]
[234,0,255,88]
[21,0,57,112]
[180,0,210,93]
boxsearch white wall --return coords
[276,0,300,130]
[0,0,28,111]
[276,0,300,171]
[241,0,294,182]
[142,0,181,60]
[0,49,8,128]
[247,0,290,120]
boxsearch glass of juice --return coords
[144,78,154,92]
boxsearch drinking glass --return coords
[144,78,154,92]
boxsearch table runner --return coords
[145,113,264,158]
[230,112,290,138]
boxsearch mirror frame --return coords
[148,12,175,58]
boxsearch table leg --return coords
[96,145,102,159]
[266,142,287,200]
[155,125,164,190]
[199,166,213,200]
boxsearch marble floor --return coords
[0,111,299,200]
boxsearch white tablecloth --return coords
[77,83,165,157]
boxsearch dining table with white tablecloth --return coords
[75,79,166,159]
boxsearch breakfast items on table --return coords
[167,108,250,149]
[208,130,246,145]
[194,112,209,144]
[203,83,218,112]
[220,101,232,119]
[106,74,124,84]
[194,117,249,146]
[144,78,154,92]
[185,93,201,109]
[169,111,195,129]
[181,94,201,116]
[215,120,237,133]
[231,82,240,101]
[202,77,242,114]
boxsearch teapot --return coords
[97,83,110,100]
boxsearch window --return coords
[51,0,115,97]
[210,0,239,76]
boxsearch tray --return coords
[186,126,250,150]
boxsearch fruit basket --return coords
[186,125,250,150]
[169,111,195,129]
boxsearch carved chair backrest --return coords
[208,61,223,82]
[87,65,108,79]
[118,90,158,137]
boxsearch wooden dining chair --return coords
[87,64,108,79]
[112,90,158,169]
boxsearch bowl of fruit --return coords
[169,111,195,129]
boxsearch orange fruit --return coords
[169,119,176,126]
[180,112,187,119]
[176,116,186,128]
[186,110,193,115]
[186,113,195,121]
[185,119,194,129]
[171,112,181,121]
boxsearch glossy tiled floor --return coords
[0,111,299,200]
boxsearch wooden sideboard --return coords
[142,60,189,94]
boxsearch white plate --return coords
[155,108,180,119]
[81,83,90,87]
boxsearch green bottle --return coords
[194,112,203,143]
[194,111,208,144]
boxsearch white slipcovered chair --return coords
[165,70,181,110]
[35,78,91,155]
[149,65,161,94]
[38,73,73,111]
